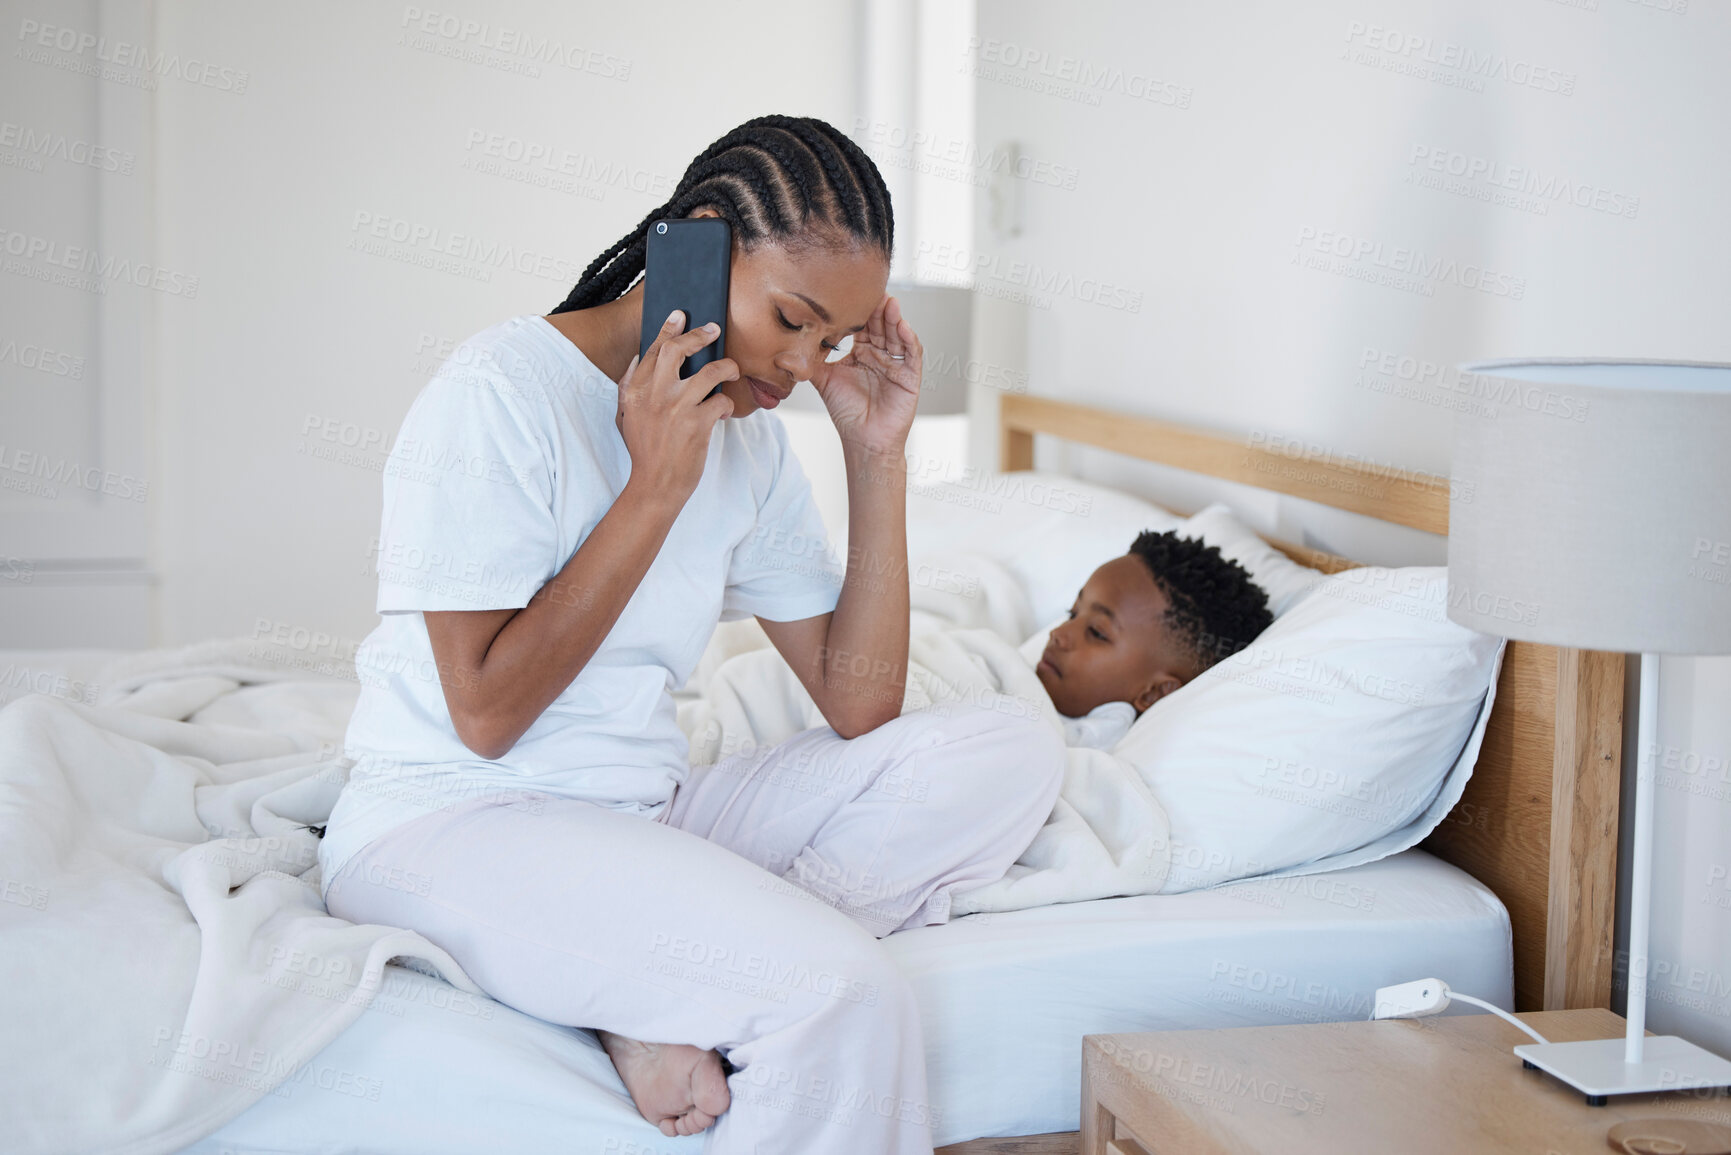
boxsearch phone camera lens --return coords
[656,222,668,234]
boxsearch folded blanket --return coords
[679,626,1173,915]
[0,648,477,1155]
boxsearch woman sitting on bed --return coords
[317,115,1064,1153]
[1035,529,1275,749]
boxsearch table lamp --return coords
[1448,358,1731,1102]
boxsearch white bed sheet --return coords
[183,846,1509,1152]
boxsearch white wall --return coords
[969,0,1731,1050]
[75,0,857,653]
[0,0,156,645]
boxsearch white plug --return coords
[1373,978,1452,1020]
[1372,979,1554,1044]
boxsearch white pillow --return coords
[1166,503,1506,882]
[1258,637,1503,885]
[1107,564,1504,892]
[906,470,1182,627]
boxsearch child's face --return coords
[1035,555,1198,719]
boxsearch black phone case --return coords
[639,218,730,392]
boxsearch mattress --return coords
[185,846,1510,1152]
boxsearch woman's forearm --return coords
[444,478,685,759]
[819,442,911,735]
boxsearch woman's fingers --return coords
[880,296,906,360]
[651,323,719,385]
[638,311,717,378]
[832,296,913,380]
[896,313,922,370]
[669,321,721,359]
[863,294,889,353]
[640,320,724,410]
[629,310,730,422]
[852,301,920,378]
[698,388,735,423]
[851,340,902,372]
[685,356,739,405]
[638,310,687,381]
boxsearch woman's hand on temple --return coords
[616,310,737,504]
[811,294,922,457]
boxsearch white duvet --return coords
[0,642,479,1155]
[680,613,1174,916]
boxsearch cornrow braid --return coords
[549,115,894,315]
[1127,530,1275,671]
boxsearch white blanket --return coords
[0,640,478,1155]
[680,625,1173,915]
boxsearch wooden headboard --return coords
[998,394,1623,1013]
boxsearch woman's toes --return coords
[694,1049,732,1116]
[675,1109,715,1136]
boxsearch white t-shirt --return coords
[318,315,844,894]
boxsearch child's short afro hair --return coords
[1128,530,1274,669]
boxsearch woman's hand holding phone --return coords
[616,309,738,504]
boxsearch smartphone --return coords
[639,218,731,398]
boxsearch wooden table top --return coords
[1084,1009,1731,1154]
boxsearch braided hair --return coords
[1128,530,1274,671]
[549,115,894,315]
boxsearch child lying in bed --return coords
[1036,528,1274,749]
[671,528,1274,934]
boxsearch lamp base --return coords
[1514,1036,1731,1105]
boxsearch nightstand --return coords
[1082,1008,1731,1154]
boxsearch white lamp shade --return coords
[890,282,973,416]
[1447,359,1731,654]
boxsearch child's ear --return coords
[1132,672,1185,713]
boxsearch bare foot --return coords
[598,1030,732,1138]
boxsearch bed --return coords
[0,395,1623,1153]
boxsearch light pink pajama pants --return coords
[323,705,1064,1154]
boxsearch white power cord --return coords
[1372,978,1551,1045]
[1444,991,1551,1045]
